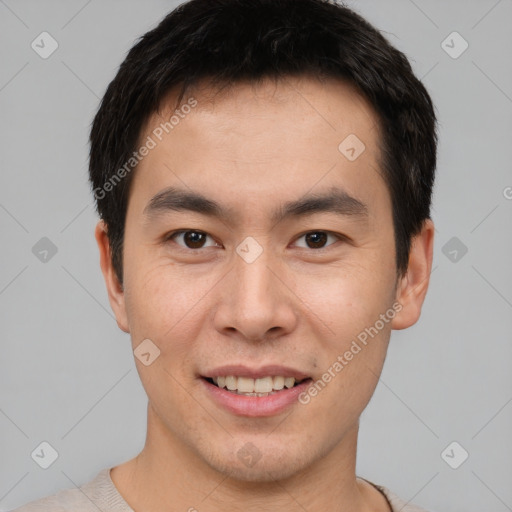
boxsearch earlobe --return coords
[391,219,435,331]
[94,220,130,333]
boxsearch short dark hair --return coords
[89,0,437,286]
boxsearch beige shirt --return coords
[11,468,431,511]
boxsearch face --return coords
[97,75,433,482]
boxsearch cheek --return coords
[123,258,215,349]
[294,260,395,408]
[294,258,395,336]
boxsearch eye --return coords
[165,230,219,249]
[293,231,343,249]
[165,229,345,251]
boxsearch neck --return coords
[110,403,389,511]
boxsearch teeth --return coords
[273,376,285,390]
[237,377,254,393]
[284,377,295,389]
[225,376,237,390]
[254,376,273,393]
[210,375,302,394]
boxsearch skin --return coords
[95,75,434,511]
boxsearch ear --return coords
[94,220,130,333]
[391,219,435,330]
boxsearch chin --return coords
[203,443,314,483]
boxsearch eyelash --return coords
[164,229,347,251]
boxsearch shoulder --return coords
[10,485,99,512]
[9,468,132,512]
[371,482,434,512]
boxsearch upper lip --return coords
[201,365,311,380]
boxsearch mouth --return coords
[203,375,310,397]
[200,371,313,417]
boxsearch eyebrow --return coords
[142,186,369,226]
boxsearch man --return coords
[14,0,437,510]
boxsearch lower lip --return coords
[201,378,312,417]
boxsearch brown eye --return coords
[295,231,341,249]
[305,232,328,248]
[168,230,217,249]
[183,231,207,248]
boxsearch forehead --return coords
[128,75,388,223]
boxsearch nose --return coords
[213,245,298,342]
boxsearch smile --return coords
[206,375,306,396]
[201,370,313,416]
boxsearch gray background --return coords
[1,1,511,510]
